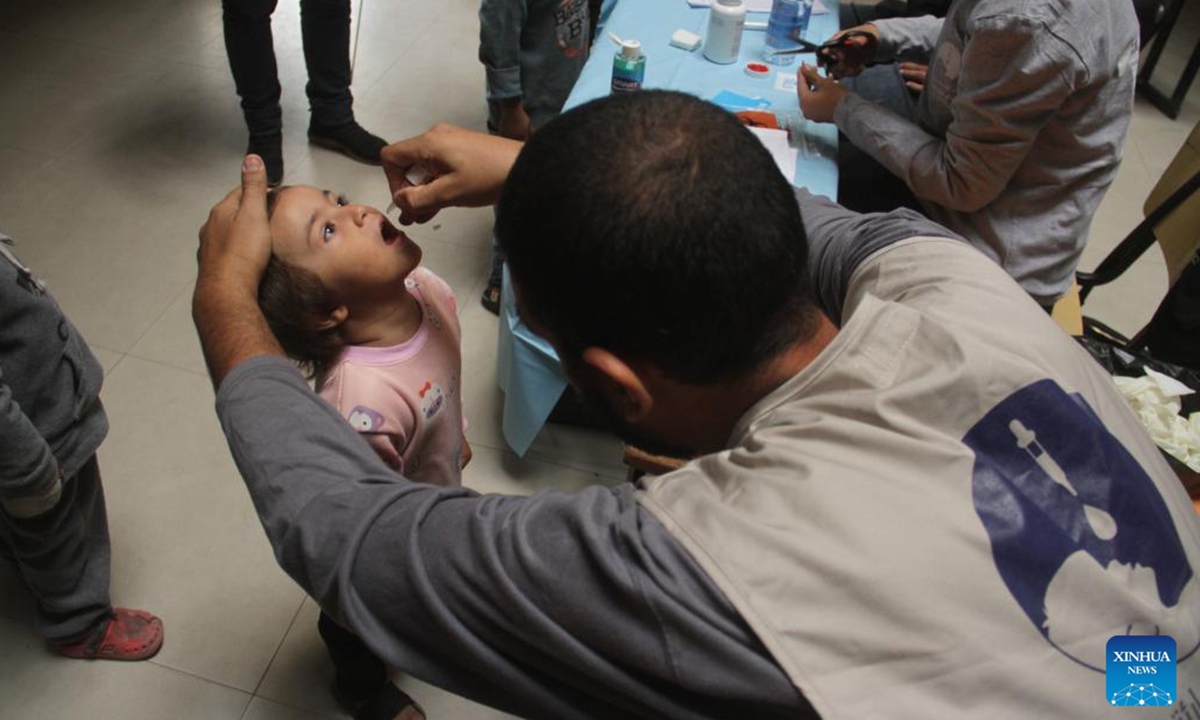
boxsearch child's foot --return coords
[308,121,387,166]
[334,681,425,720]
[54,608,164,661]
[480,281,501,315]
[247,132,284,187]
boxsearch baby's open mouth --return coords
[380,217,403,246]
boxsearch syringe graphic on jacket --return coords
[1009,419,1118,540]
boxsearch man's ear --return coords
[580,347,654,423]
[313,305,349,331]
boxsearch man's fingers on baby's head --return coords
[239,155,268,205]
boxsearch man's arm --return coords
[192,155,284,389]
[216,356,812,720]
[871,15,943,64]
[795,188,961,322]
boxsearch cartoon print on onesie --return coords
[347,405,386,432]
[419,381,445,420]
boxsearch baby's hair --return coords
[258,187,347,379]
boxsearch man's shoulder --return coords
[846,234,1019,307]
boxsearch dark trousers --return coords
[0,455,112,643]
[836,64,925,215]
[221,0,355,137]
[318,610,389,700]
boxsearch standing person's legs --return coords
[0,456,162,660]
[318,611,424,720]
[222,0,285,184]
[480,104,506,314]
[836,64,924,214]
[301,0,387,164]
[301,0,354,128]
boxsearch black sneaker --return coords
[247,132,284,187]
[308,120,387,166]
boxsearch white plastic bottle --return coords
[703,0,746,65]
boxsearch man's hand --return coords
[381,124,523,226]
[197,154,273,291]
[193,155,284,390]
[898,62,928,94]
[820,23,880,79]
[797,63,849,123]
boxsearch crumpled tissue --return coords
[1113,367,1200,472]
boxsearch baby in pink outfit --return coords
[256,184,468,720]
[259,185,468,481]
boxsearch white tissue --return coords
[1113,367,1200,472]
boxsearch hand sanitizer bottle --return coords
[610,33,646,93]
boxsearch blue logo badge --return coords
[1107,636,1176,706]
[964,381,1200,673]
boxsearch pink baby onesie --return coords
[316,267,464,486]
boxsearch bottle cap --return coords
[744,61,770,78]
[609,31,642,59]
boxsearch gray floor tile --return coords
[97,356,308,691]
[0,616,253,720]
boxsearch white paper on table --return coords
[774,72,797,92]
[748,126,798,182]
[687,0,829,14]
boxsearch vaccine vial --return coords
[703,0,746,65]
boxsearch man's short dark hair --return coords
[496,90,817,385]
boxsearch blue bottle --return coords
[764,0,814,66]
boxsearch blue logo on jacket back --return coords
[964,380,1199,672]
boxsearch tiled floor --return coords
[0,0,1197,718]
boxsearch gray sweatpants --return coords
[0,455,112,643]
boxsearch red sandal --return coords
[55,607,164,661]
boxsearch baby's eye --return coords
[335,194,349,207]
[323,222,335,242]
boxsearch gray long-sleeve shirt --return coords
[215,193,958,720]
[833,0,1139,304]
[0,235,108,518]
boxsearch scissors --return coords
[765,30,876,72]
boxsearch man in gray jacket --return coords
[196,92,1199,719]
[0,235,163,660]
[800,0,1140,306]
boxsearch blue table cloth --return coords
[498,0,840,455]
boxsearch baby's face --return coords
[268,186,422,305]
